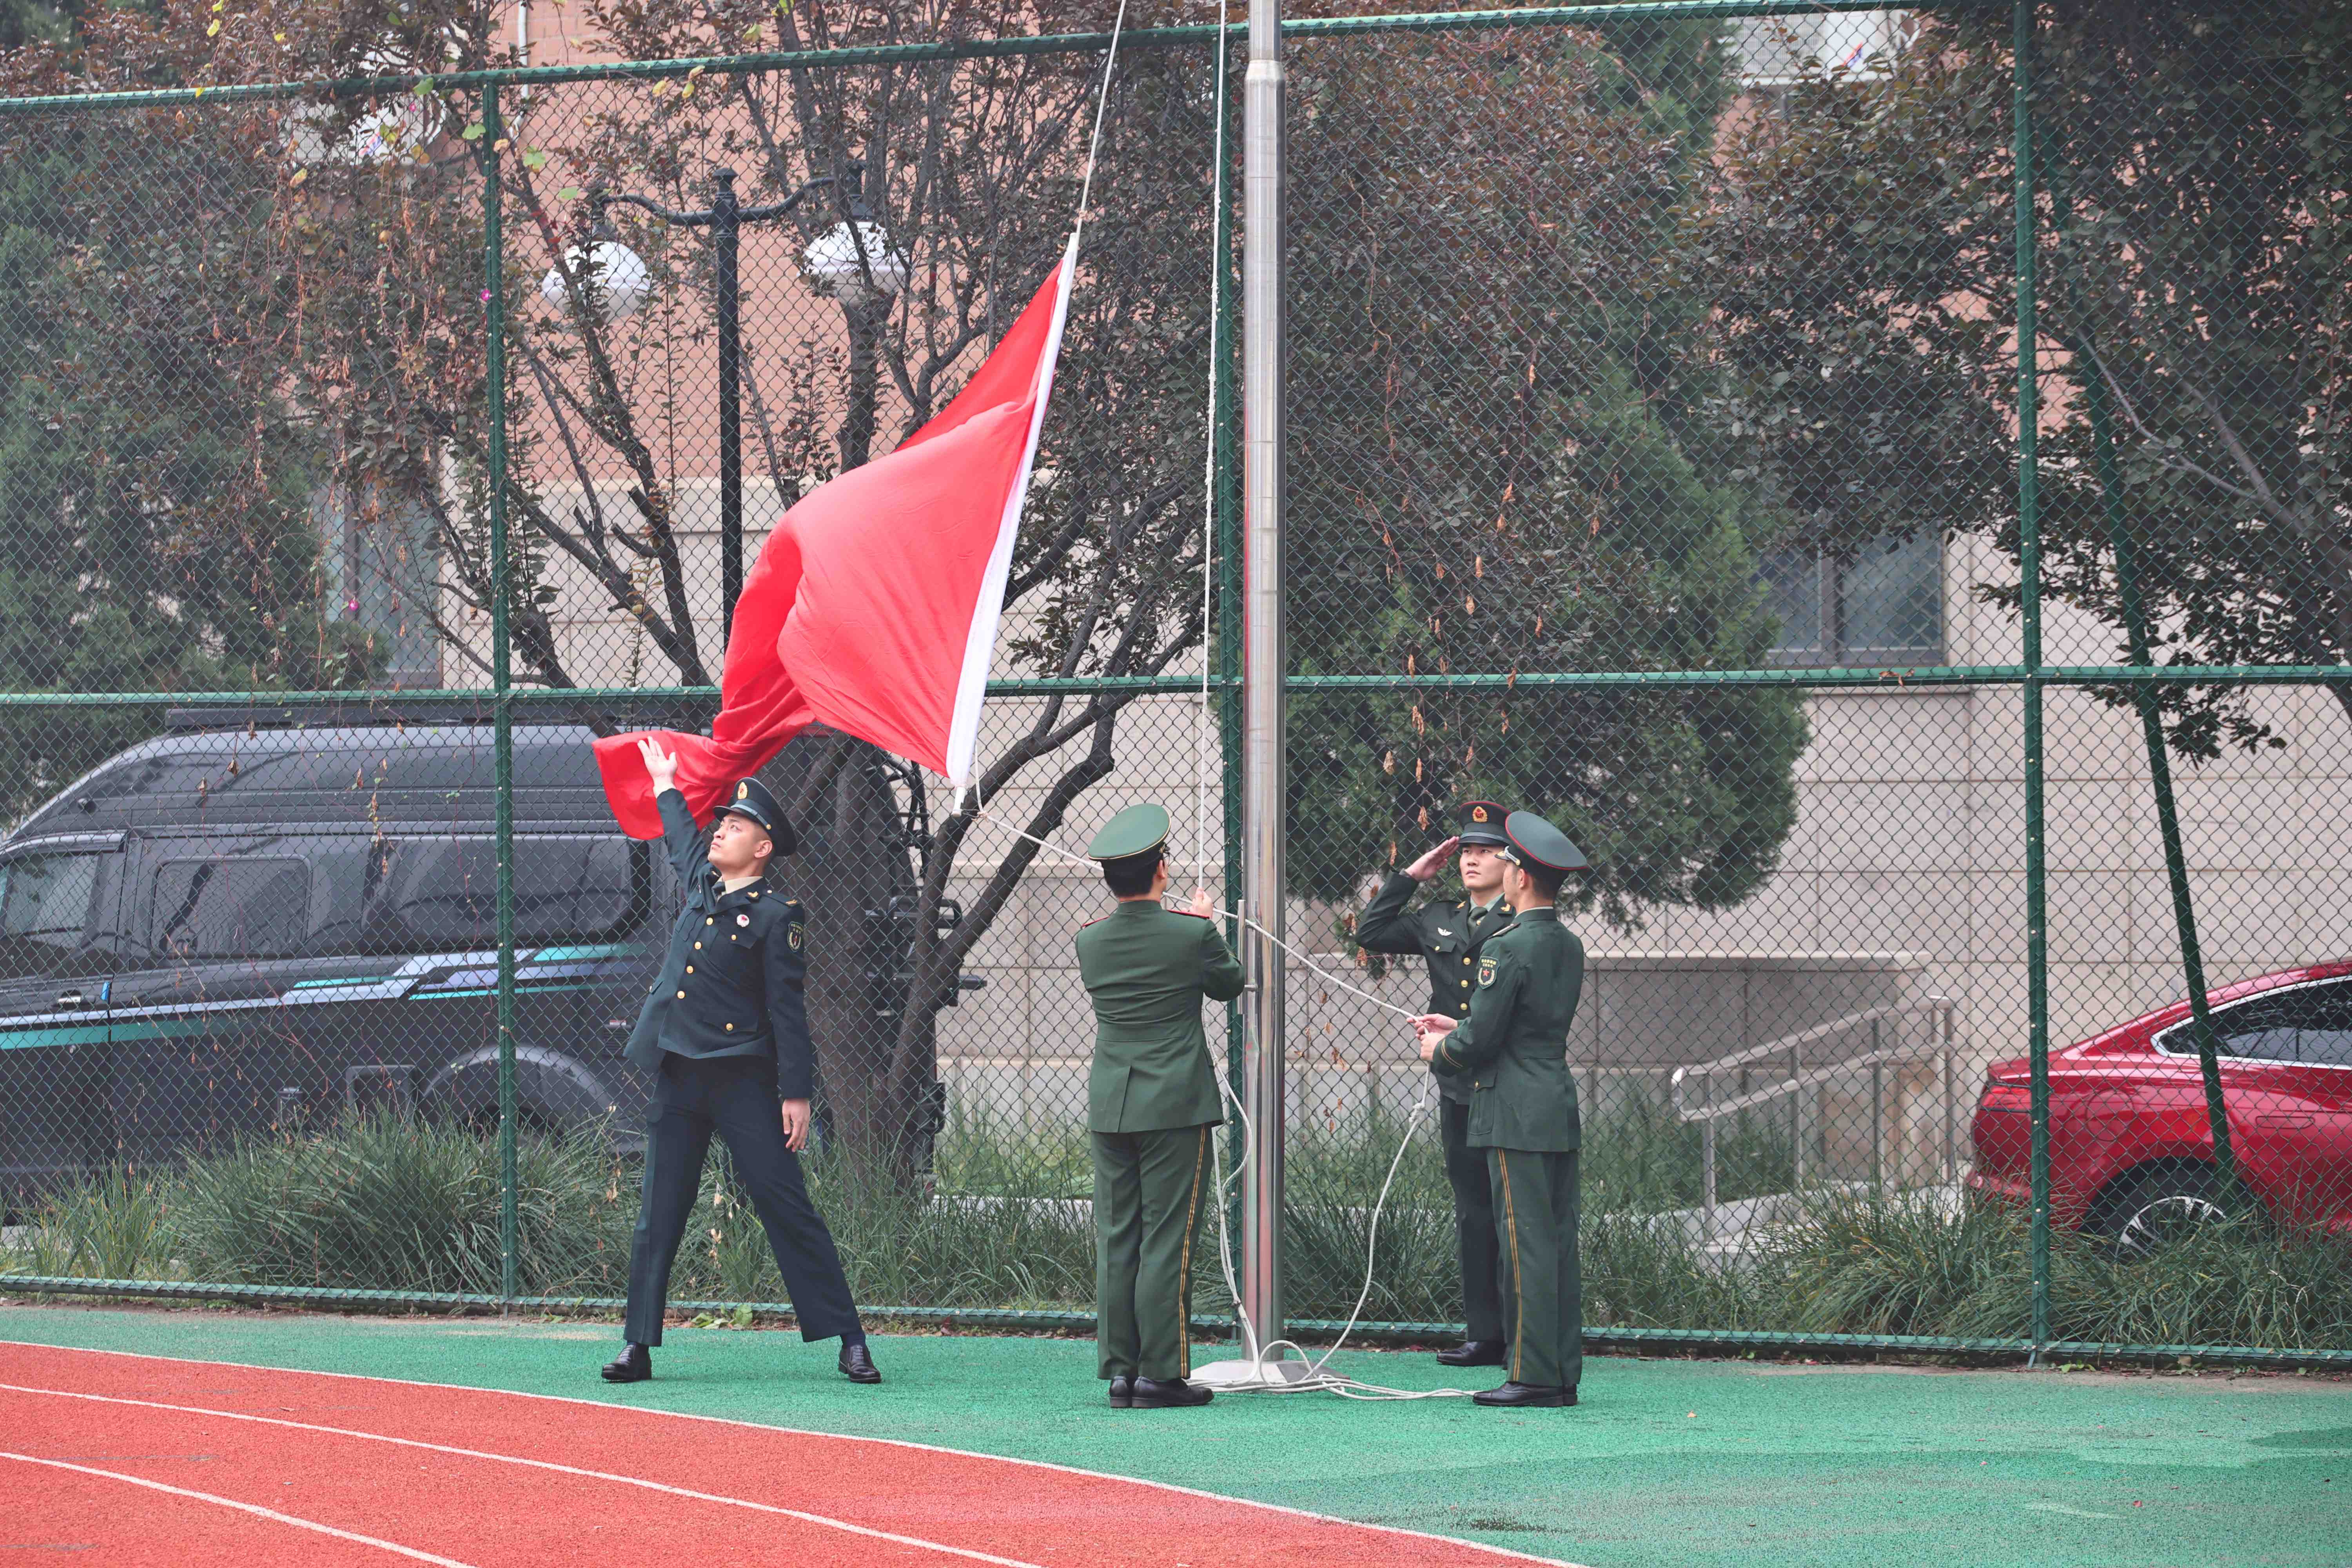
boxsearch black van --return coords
[0,719,664,1199]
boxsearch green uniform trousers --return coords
[1091,1123,1215,1381]
[1490,1147,1581,1390]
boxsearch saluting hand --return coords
[637,735,680,792]
[1404,837,1461,883]
[780,1098,812,1152]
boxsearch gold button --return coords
[694,942,702,949]
[706,918,714,926]
[685,966,694,974]
[1462,956,1472,965]
[724,1023,735,1031]
[675,990,685,999]
[1461,979,1470,988]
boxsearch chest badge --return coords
[1435,927,1455,937]
[737,913,751,927]
[1477,955,1499,987]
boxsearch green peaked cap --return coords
[1501,810,1590,873]
[1087,802,1171,862]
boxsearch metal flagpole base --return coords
[1190,1352,1313,1390]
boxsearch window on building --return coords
[1734,10,1915,90]
[314,481,442,688]
[1763,527,1943,667]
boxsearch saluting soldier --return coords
[1357,800,1517,1369]
[1413,811,1589,1408]
[1076,804,1247,1410]
[602,737,878,1388]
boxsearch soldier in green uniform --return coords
[1414,811,1588,1408]
[1357,799,1517,1368]
[1076,804,1247,1410]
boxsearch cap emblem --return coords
[1471,805,1489,822]
[736,782,750,800]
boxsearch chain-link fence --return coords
[1,0,2347,1365]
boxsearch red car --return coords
[1969,960,2352,1252]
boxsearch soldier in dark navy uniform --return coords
[1357,800,1518,1368]
[602,737,878,1387]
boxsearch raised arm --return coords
[1356,837,1459,955]
[638,737,707,889]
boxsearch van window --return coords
[151,858,310,960]
[0,851,119,980]
[368,836,635,948]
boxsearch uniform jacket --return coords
[1356,871,1516,1105]
[624,787,814,1097]
[1075,900,1247,1133]
[1428,906,1584,1151]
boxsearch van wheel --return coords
[2091,1166,2230,1258]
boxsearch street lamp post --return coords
[555,161,902,646]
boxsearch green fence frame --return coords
[4,0,2349,1368]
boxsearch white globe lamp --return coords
[539,236,652,324]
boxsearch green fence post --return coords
[2087,377,2239,1194]
[482,85,521,1307]
[2013,0,2051,1361]
[2033,122,2241,1201]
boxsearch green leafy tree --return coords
[1702,1,2352,757]
[1286,22,1808,930]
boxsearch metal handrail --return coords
[1669,996,1958,1237]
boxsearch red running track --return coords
[0,1341,1577,1567]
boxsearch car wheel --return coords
[2094,1167,2230,1257]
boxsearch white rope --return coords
[1073,0,1131,236]
[974,806,1419,1022]
[1194,12,1230,888]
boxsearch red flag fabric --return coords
[594,235,1076,838]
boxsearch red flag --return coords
[594,235,1076,837]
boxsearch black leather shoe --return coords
[1108,1375,1135,1408]
[838,1342,882,1384]
[1473,1381,1574,1408]
[1436,1339,1508,1368]
[601,1343,652,1383]
[1129,1376,1213,1409]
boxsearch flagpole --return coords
[1240,0,1287,1353]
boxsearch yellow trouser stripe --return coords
[1176,1125,1208,1377]
[1498,1148,1524,1385]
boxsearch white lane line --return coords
[0,1383,1043,1568]
[0,1449,480,1567]
[0,1338,1586,1566]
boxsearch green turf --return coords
[2,1304,2345,1566]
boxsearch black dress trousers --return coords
[622,1052,862,1346]
[1439,1096,1507,1344]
